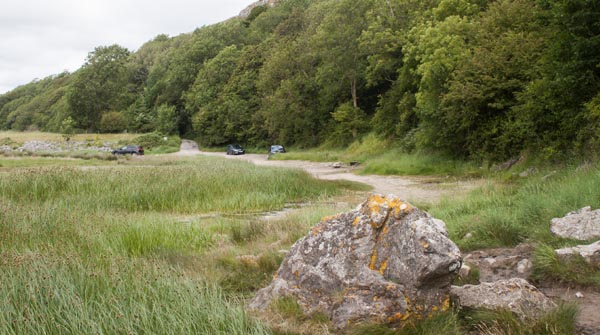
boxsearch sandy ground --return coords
[178,140,483,204]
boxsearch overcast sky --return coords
[0,0,253,94]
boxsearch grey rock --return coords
[331,162,343,169]
[551,207,600,240]
[238,0,279,18]
[458,264,471,279]
[555,241,600,266]
[249,194,461,329]
[516,259,533,275]
[451,278,556,319]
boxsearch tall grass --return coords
[0,154,364,334]
[270,134,481,176]
[0,156,360,214]
[429,165,600,250]
[0,258,270,335]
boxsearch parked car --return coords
[268,145,286,158]
[226,144,245,155]
[112,145,144,155]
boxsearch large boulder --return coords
[249,194,462,329]
[451,278,556,319]
[551,207,600,240]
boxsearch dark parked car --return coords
[269,145,286,154]
[226,144,245,155]
[112,145,144,155]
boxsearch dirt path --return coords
[178,140,483,204]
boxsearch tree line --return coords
[1,0,598,162]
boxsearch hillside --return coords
[0,0,599,162]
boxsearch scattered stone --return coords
[331,162,343,169]
[451,278,556,320]
[494,156,523,171]
[349,161,360,167]
[519,167,538,178]
[575,292,585,299]
[462,244,534,282]
[551,207,600,240]
[249,194,462,330]
[516,259,533,275]
[541,170,557,181]
[463,232,473,240]
[555,241,600,267]
[459,264,471,279]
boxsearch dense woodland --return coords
[1,0,599,161]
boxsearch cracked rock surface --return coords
[249,194,461,329]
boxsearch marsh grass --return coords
[0,154,365,334]
[1,157,358,214]
[429,165,600,251]
[466,303,577,335]
[532,244,600,286]
[270,134,481,177]
[0,258,270,335]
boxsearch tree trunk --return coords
[351,77,358,109]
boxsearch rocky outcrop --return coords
[249,194,462,329]
[551,207,600,240]
[239,0,279,18]
[451,278,557,319]
[556,241,600,267]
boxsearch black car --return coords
[226,144,245,155]
[112,145,144,155]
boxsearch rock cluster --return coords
[551,206,600,240]
[250,194,462,329]
[0,140,113,153]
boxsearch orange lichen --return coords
[441,296,451,311]
[387,312,410,323]
[369,249,378,270]
[419,240,430,249]
[352,217,361,226]
[379,260,387,274]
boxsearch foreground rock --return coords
[556,241,600,267]
[551,207,600,240]
[451,278,557,319]
[250,194,462,329]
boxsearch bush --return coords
[99,111,127,133]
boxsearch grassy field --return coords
[0,153,367,335]
[1,132,597,334]
[268,134,482,177]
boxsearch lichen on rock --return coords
[249,194,462,329]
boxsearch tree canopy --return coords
[1,0,598,162]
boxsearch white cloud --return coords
[0,0,252,93]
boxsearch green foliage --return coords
[155,104,177,134]
[348,311,462,335]
[532,244,600,287]
[66,45,133,131]
[60,116,75,141]
[217,251,284,294]
[2,0,600,161]
[429,163,600,251]
[99,111,127,133]
[466,304,577,335]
